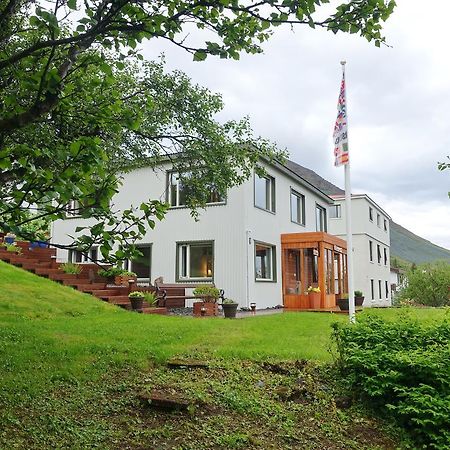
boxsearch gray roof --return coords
[284,160,344,196]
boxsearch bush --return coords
[193,285,220,300]
[398,261,450,307]
[59,262,82,275]
[332,316,450,448]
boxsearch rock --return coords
[167,358,209,369]
[335,396,353,409]
[139,390,191,411]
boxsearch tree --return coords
[399,261,450,307]
[0,0,396,261]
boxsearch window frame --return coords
[369,240,373,262]
[384,247,388,266]
[124,244,152,281]
[377,244,382,264]
[329,204,341,219]
[384,219,388,232]
[315,204,327,232]
[290,189,305,226]
[370,279,374,300]
[68,246,98,264]
[254,241,277,282]
[369,207,374,222]
[167,171,225,208]
[175,240,214,282]
[385,280,389,298]
[378,279,382,299]
[377,213,381,227]
[254,172,276,214]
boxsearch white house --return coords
[328,194,392,306]
[52,158,351,309]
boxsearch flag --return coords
[333,73,349,166]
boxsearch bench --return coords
[154,282,224,308]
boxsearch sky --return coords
[142,0,450,249]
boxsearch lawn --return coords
[1,261,446,449]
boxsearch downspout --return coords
[245,229,252,308]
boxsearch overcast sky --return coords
[143,0,450,249]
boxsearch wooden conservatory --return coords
[281,232,348,310]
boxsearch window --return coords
[369,240,373,262]
[69,247,98,263]
[377,213,381,227]
[254,173,275,212]
[377,244,381,264]
[384,247,388,266]
[124,245,151,280]
[384,219,388,231]
[370,279,374,300]
[255,242,276,281]
[385,280,389,298]
[290,190,305,225]
[65,200,80,217]
[369,207,373,222]
[378,280,382,299]
[329,204,341,219]
[177,241,213,281]
[315,204,327,232]
[168,172,223,207]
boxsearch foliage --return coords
[398,261,450,307]
[3,243,22,254]
[59,262,82,275]
[0,0,396,262]
[223,298,238,304]
[193,285,221,301]
[354,290,363,297]
[143,291,158,307]
[307,286,320,293]
[332,315,450,449]
[128,291,145,298]
[97,267,135,278]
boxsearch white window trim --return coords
[177,241,214,281]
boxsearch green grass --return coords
[1,260,446,449]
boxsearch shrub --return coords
[143,291,158,306]
[3,243,21,254]
[223,298,237,304]
[398,261,450,307]
[98,267,136,278]
[59,262,82,275]
[128,291,145,298]
[332,316,450,448]
[193,285,220,301]
[354,290,363,297]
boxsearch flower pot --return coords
[355,296,364,307]
[309,292,321,309]
[222,303,238,319]
[337,298,349,311]
[193,301,218,317]
[129,297,144,312]
[115,275,137,286]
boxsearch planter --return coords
[308,292,321,309]
[193,301,218,317]
[222,303,238,319]
[115,275,137,286]
[355,296,365,307]
[129,297,144,312]
[337,298,349,311]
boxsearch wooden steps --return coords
[0,238,167,316]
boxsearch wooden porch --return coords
[281,232,348,310]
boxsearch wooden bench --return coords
[155,282,224,308]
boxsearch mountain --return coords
[285,159,450,265]
[390,221,450,265]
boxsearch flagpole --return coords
[341,61,356,323]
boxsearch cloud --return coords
[142,0,450,249]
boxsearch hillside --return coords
[390,221,450,264]
[284,159,450,265]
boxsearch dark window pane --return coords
[131,246,151,278]
[189,244,213,278]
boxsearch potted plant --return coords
[59,262,82,275]
[98,267,124,283]
[337,293,350,311]
[114,270,137,286]
[143,291,159,308]
[128,290,145,312]
[222,298,239,319]
[193,285,220,316]
[307,286,321,309]
[354,290,365,307]
[3,242,22,255]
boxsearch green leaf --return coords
[193,51,207,61]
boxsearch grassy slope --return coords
[1,261,446,449]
